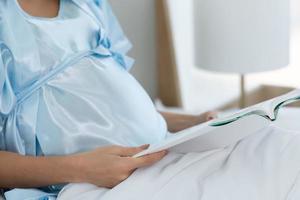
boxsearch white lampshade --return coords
[194,0,290,74]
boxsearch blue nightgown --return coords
[0,0,167,199]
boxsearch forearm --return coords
[0,151,78,189]
[160,112,200,133]
[160,111,217,133]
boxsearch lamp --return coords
[194,0,290,107]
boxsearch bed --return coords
[53,107,300,200]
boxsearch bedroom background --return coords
[110,0,300,112]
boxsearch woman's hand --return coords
[70,145,167,188]
[0,145,166,189]
[194,111,218,124]
[160,111,218,133]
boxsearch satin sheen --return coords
[0,0,167,159]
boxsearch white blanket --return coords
[58,125,300,200]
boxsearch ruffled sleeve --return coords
[86,0,135,70]
[97,0,133,55]
[0,42,17,150]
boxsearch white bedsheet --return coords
[58,120,300,200]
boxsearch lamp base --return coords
[240,74,246,108]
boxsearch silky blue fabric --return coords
[0,0,167,199]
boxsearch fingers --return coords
[103,144,150,157]
[99,145,167,169]
[132,150,168,168]
[206,111,218,121]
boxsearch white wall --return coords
[109,0,158,99]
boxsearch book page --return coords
[134,115,270,157]
[209,104,267,126]
[210,89,300,126]
[269,89,300,119]
[170,115,269,153]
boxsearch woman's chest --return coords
[8,3,101,92]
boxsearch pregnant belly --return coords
[33,57,167,155]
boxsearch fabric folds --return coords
[0,42,17,151]
[0,42,16,117]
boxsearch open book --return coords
[134,89,300,157]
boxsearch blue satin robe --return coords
[0,0,167,199]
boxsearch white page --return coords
[170,115,269,153]
[134,115,270,157]
[270,89,300,117]
[209,104,266,126]
[211,89,300,126]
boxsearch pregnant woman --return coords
[0,0,216,199]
